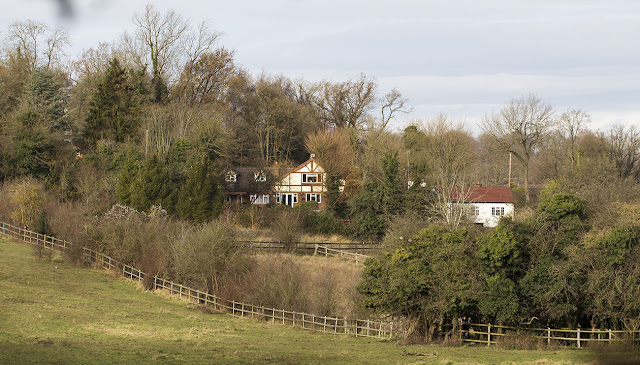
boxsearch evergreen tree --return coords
[83,58,140,146]
[10,68,71,179]
[176,156,223,222]
[129,155,175,211]
[351,151,404,238]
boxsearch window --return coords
[470,206,479,216]
[225,195,231,203]
[306,193,321,203]
[225,172,236,182]
[275,193,281,203]
[492,206,505,216]
[254,171,266,182]
[302,173,321,183]
[251,194,270,205]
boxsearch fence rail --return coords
[314,244,371,264]
[0,221,395,339]
[461,323,640,347]
[245,240,378,254]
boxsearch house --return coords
[223,155,331,208]
[223,167,271,205]
[273,155,327,208]
[454,186,515,227]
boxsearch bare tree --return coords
[305,128,355,210]
[182,21,222,66]
[609,124,640,180]
[424,115,475,228]
[559,109,590,172]
[481,94,555,203]
[5,20,69,71]
[172,48,237,105]
[133,5,188,79]
[310,74,377,129]
[129,5,221,84]
[379,88,412,131]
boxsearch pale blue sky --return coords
[3,0,640,133]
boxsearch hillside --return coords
[0,239,604,364]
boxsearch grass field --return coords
[0,238,627,364]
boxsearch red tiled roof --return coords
[451,186,515,203]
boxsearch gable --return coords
[276,158,325,182]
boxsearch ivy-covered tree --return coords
[351,151,403,238]
[176,156,223,222]
[358,225,480,341]
[83,58,140,146]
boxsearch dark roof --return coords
[451,186,515,203]
[224,167,269,194]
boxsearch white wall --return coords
[467,203,515,228]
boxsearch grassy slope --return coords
[0,239,602,364]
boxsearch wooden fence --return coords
[245,240,378,254]
[0,221,396,339]
[461,322,640,347]
[314,244,371,264]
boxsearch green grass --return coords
[0,238,623,364]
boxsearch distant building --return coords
[453,186,515,227]
[223,155,332,209]
[272,156,326,208]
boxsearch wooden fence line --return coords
[461,322,640,347]
[313,244,371,264]
[0,221,395,339]
[245,240,378,254]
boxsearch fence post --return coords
[608,329,612,343]
[487,324,491,346]
[577,328,581,348]
[547,327,551,346]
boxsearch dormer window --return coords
[225,171,237,182]
[302,173,321,184]
[254,170,266,182]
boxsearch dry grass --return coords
[236,253,366,318]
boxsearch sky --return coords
[3,0,640,134]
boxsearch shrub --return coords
[538,193,587,221]
[172,219,253,294]
[8,177,46,229]
[273,209,302,252]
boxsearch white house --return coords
[273,155,327,208]
[455,186,515,227]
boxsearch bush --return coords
[273,209,302,252]
[172,219,253,294]
[538,193,587,221]
[242,253,365,318]
[8,177,46,229]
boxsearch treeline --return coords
[2,7,640,239]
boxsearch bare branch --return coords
[379,88,413,131]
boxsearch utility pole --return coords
[508,152,512,185]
